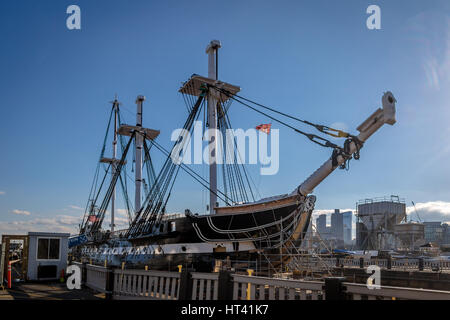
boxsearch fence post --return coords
[178,270,193,300]
[359,258,364,269]
[217,270,233,300]
[336,257,340,268]
[419,258,424,271]
[324,277,346,300]
[105,267,114,300]
[387,256,392,270]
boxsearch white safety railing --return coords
[85,264,110,293]
[69,262,450,300]
[113,269,180,300]
[191,272,220,300]
[232,275,325,300]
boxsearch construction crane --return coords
[411,201,422,223]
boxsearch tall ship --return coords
[69,40,397,272]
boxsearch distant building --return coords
[342,211,353,244]
[316,214,327,237]
[443,224,450,245]
[424,222,443,244]
[331,209,344,242]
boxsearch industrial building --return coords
[355,196,406,250]
[394,222,425,250]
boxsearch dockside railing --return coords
[69,262,450,300]
[113,269,181,300]
[191,272,220,300]
[232,274,325,300]
[85,264,111,294]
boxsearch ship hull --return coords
[76,195,316,272]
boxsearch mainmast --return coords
[178,40,240,213]
[111,98,119,233]
[135,95,145,213]
[206,40,221,214]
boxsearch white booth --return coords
[27,232,69,281]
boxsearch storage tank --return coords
[356,196,406,250]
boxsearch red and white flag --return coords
[255,123,271,134]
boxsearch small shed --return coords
[27,232,69,281]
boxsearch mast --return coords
[135,95,145,214]
[206,40,221,214]
[111,98,119,233]
[100,97,121,233]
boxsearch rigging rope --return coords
[212,85,353,139]
[210,84,362,170]
[212,86,342,150]
[127,91,209,238]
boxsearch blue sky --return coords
[1,0,450,236]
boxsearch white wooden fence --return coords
[232,275,325,300]
[85,264,110,293]
[113,269,180,300]
[191,272,219,300]
[70,263,450,300]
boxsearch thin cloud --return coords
[406,12,450,90]
[0,214,86,238]
[0,191,5,195]
[11,209,31,216]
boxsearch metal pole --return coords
[206,40,221,214]
[135,95,145,213]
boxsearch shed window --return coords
[37,238,60,260]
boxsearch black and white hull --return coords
[78,194,316,271]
